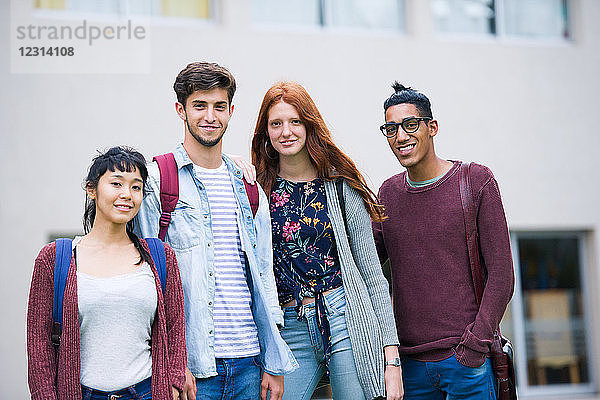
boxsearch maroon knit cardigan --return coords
[27,239,186,400]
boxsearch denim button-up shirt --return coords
[135,144,297,378]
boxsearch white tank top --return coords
[77,261,157,390]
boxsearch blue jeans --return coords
[401,355,497,400]
[195,356,261,400]
[81,376,151,399]
[279,286,365,400]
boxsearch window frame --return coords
[496,0,571,41]
[250,0,406,35]
[31,0,217,26]
[432,0,572,44]
[509,231,596,397]
[321,0,405,33]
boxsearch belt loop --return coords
[297,303,305,320]
[81,386,91,400]
[128,384,139,400]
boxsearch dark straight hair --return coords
[83,146,151,265]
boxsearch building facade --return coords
[1,0,599,398]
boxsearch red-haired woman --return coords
[250,82,403,400]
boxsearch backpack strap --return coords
[52,238,72,348]
[153,153,179,241]
[459,163,514,393]
[153,153,258,234]
[145,238,167,294]
[51,238,168,348]
[243,179,259,217]
[458,162,486,306]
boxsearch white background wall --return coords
[1,0,599,398]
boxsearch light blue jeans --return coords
[195,356,261,400]
[279,286,366,400]
[401,355,497,400]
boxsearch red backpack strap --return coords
[153,153,179,241]
[458,161,485,306]
[243,179,259,217]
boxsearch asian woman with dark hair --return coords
[27,146,186,400]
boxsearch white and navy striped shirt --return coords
[193,163,260,358]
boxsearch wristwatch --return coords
[385,357,401,367]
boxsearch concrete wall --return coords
[1,0,598,397]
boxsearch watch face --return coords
[386,357,401,366]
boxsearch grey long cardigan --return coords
[324,180,399,400]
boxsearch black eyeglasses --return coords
[379,117,432,138]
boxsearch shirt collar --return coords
[173,143,194,169]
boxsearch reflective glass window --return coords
[327,0,404,30]
[432,0,570,38]
[252,0,322,27]
[503,0,569,39]
[252,0,405,31]
[432,0,495,34]
[34,0,212,19]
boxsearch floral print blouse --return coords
[270,177,343,304]
[270,177,343,361]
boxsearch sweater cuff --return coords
[382,335,400,349]
[454,344,487,368]
[171,372,186,393]
[31,389,58,400]
[455,327,491,368]
[459,327,491,353]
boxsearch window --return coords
[432,0,495,35]
[34,0,212,20]
[326,0,403,30]
[252,0,321,27]
[432,0,570,39]
[503,232,594,396]
[502,0,569,39]
[252,0,404,32]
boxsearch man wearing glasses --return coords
[372,82,514,399]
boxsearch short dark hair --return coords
[383,82,433,118]
[173,62,236,107]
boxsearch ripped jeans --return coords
[279,286,366,400]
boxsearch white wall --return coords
[1,0,598,397]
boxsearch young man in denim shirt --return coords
[135,62,297,400]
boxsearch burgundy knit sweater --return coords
[27,239,186,400]
[373,161,514,367]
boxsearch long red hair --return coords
[251,81,385,222]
